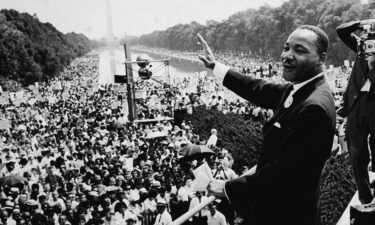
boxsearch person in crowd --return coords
[0,27,351,225]
[206,201,226,225]
[188,191,208,225]
[154,199,172,225]
[336,19,375,204]
[206,129,218,148]
[199,24,336,225]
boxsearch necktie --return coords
[284,86,295,108]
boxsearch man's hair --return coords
[297,25,329,55]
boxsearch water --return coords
[98,48,212,85]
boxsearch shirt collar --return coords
[292,72,324,94]
[211,211,218,218]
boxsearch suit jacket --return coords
[336,21,369,117]
[222,69,336,225]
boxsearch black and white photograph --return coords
[0,0,375,225]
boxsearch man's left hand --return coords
[207,179,226,198]
[197,33,216,70]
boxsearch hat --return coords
[116,175,125,181]
[13,208,20,213]
[10,187,20,194]
[26,200,38,206]
[41,148,50,152]
[6,160,16,165]
[88,191,99,197]
[151,181,161,188]
[156,198,167,205]
[5,200,15,209]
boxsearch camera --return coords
[136,54,153,79]
[138,67,152,80]
[358,25,375,56]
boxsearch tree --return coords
[131,0,375,65]
[0,9,92,89]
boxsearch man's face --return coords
[59,215,66,225]
[209,204,216,215]
[19,194,27,203]
[281,29,323,83]
[69,194,75,202]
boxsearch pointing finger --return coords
[197,33,209,49]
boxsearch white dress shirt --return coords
[154,210,172,225]
[206,134,218,147]
[361,79,371,92]
[207,210,226,225]
[283,72,324,108]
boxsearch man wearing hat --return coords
[26,199,39,213]
[154,198,172,225]
[9,187,20,202]
[0,160,17,177]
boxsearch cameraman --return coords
[337,19,375,204]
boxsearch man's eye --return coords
[295,48,307,53]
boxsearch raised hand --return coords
[197,33,216,70]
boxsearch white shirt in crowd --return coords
[189,196,209,219]
[177,185,194,202]
[206,134,217,147]
[207,210,226,225]
[154,210,172,225]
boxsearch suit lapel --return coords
[263,84,293,132]
[263,76,326,134]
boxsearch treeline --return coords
[131,0,375,65]
[0,9,92,89]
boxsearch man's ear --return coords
[318,52,327,66]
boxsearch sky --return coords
[0,0,287,39]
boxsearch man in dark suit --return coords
[198,25,336,225]
[336,19,375,204]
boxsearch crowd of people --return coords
[0,43,354,225]
[0,50,244,225]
